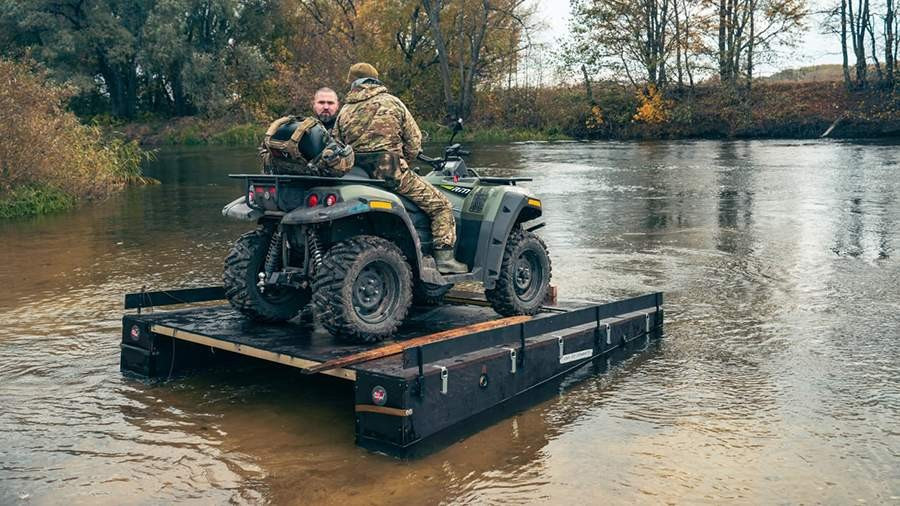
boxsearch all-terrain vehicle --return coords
[222,119,551,343]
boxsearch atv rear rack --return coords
[120,286,663,456]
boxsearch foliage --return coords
[0,0,277,120]
[633,85,673,123]
[0,58,152,218]
[0,184,76,218]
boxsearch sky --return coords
[533,0,843,76]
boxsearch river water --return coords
[1,140,898,504]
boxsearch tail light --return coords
[248,185,256,205]
[325,194,337,206]
[307,193,319,207]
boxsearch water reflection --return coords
[1,140,899,504]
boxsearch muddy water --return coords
[1,140,899,504]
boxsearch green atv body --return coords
[222,144,551,343]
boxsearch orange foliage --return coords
[633,85,673,123]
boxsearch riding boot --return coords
[434,248,468,274]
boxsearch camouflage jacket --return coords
[333,81,422,162]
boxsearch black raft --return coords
[120,287,664,456]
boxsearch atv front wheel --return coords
[485,228,551,316]
[223,227,310,322]
[313,235,413,343]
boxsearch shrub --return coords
[0,58,152,217]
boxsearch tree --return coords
[711,0,806,85]
[2,0,154,118]
[569,0,673,88]
[421,0,532,120]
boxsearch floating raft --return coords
[120,288,664,456]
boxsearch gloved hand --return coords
[317,142,355,175]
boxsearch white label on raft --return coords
[560,348,594,364]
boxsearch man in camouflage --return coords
[333,62,467,274]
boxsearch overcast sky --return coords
[533,0,842,76]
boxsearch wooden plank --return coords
[355,405,414,417]
[301,315,532,375]
[150,324,357,381]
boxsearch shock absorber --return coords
[306,227,323,273]
[258,228,283,291]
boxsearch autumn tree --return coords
[421,0,533,120]
[569,0,674,88]
[711,0,807,86]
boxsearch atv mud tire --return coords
[313,235,413,343]
[485,228,551,316]
[413,282,454,306]
[224,227,310,322]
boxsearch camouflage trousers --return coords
[356,152,456,248]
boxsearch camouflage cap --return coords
[347,62,379,83]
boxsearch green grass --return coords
[0,184,76,218]
[210,123,262,145]
[161,122,262,146]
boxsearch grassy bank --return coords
[116,81,900,149]
[117,117,571,147]
[0,59,153,219]
[552,81,900,140]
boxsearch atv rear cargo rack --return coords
[120,286,663,456]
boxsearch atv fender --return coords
[479,192,542,289]
[223,196,264,221]
[281,199,375,225]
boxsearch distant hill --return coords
[764,64,846,82]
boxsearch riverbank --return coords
[113,117,571,147]
[612,81,900,140]
[113,81,900,148]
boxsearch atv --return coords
[222,120,551,343]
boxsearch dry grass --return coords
[0,59,151,217]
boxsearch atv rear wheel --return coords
[485,228,551,316]
[224,227,310,322]
[313,235,413,343]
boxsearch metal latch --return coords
[605,323,611,345]
[504,347,517,373]
[645,313,651,335]
[434,365,448,394]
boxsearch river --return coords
[1,140,898,504]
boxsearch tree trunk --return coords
[747,0,755,92]
[868,17,883,81]
[421,0,456,118]
[842,0,852,89]
[719,0,728,81]
[682,0,695,88]
[850,0,869,87]
[674,0,684,88]
[581,64,595,104]
[98,52,137,119]
[886,0,895,87]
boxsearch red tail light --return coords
[325,194,337,206]
[248,185,256,204]
[307,193,319,207]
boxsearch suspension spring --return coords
[307,227,324,272]
[263,229,283,275]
